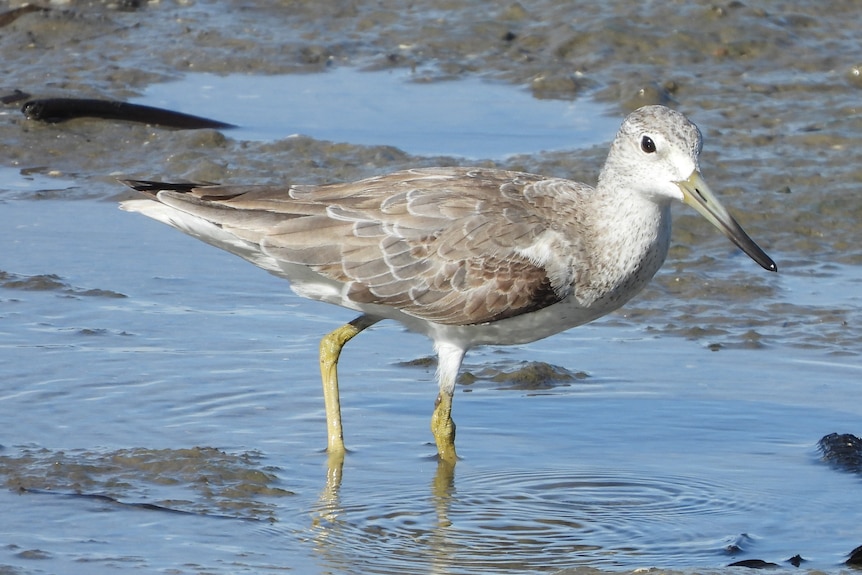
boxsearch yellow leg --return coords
[431,342,465,463]
[430,391,458,463]
[319,315,377,455]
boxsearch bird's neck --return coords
[578,186,672,309]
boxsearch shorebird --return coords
[120,105,776,463]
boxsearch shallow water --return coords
[138,69,617,158]
[2,1,862,574]
[1,197,860,574]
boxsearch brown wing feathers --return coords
[124,168,570,326]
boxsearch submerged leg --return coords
[319,314,379,455]
[430,342,466,463]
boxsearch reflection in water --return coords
[308,456,778,574]
[428,460,457,575]
[316,452,346,525]
[311,453,346,570]
[314,454,460,575]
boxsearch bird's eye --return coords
[640,136,657,154]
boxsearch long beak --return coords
[676,171,777,272]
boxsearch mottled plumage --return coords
[120,105,776,462]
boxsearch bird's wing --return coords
[125,167,591,326]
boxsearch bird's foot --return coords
[431,392,458,463]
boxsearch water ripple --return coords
[300,466,770,574]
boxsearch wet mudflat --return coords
[1,1,861,574]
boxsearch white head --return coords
[601,105,776,272]
[601,105,702,204]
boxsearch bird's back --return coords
[121,166,661,339]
